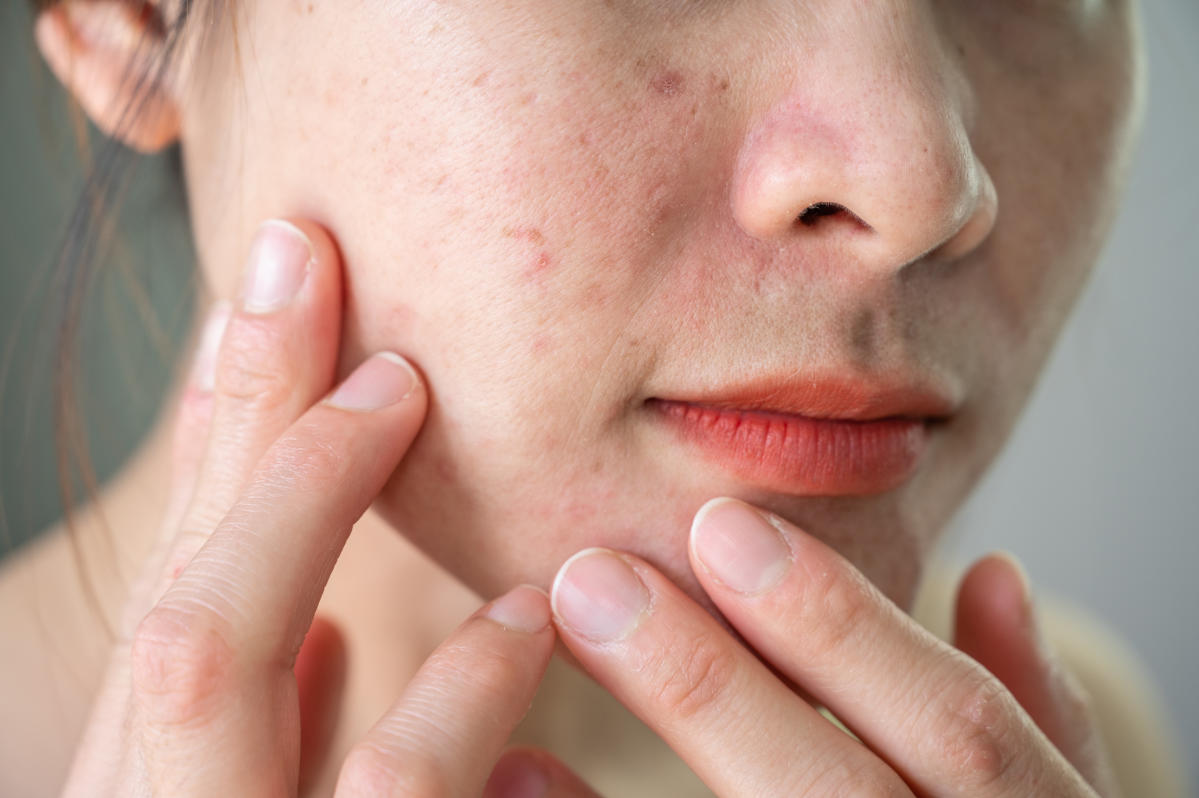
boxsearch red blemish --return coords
[520,251,555,284]
[531,333,554,355]
[386,302,417,339]
[650,70,686,97]
[502,225,546,245]
[705,73,730,94]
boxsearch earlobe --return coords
[34,2,181,154]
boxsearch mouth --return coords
[644,372,957,496]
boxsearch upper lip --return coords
[651,370,960,422]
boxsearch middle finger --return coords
[130,351,425,796]
[157,219,343,596]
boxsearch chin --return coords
[370,452,932,627]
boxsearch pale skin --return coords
[0,0,1181,795]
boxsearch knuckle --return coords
[648,632,737,720]
[263,432,354,489]
[807,757,912,798]
[130,605,238,730]
[215,320,296,410]
[931,669,1022,790]
[337,743,447,798]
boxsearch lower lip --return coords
[647,399,932,496]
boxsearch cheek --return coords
[330,54,736,375]
[331,68,750,594]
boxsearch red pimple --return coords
[650,70,686,97]
[520,250,555,283]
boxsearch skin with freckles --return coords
[171,0,1145,614]
[14,1,1192,794]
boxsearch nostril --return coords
[797,202,844,227]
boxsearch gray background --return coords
[2,0,1196,790]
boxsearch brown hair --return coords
[21,0,230,639]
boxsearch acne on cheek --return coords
[649,69,686,97]
[487,63,725,346]
[500,225,556,288]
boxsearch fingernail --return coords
[240,220,313,313]
[551,548,649,643]
[484,752,548,798]
[324,352,419,411]
[191,301,231,393]
[691,498,793,595]
[483,585,551,634]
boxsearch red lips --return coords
[647,372,957,496]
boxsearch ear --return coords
[34,1,182,154]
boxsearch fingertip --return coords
[483,584,553,635]
[484,748,549,798]
[189,300,233,395]
[486,747,599,798]
[272,217,344,273]
[689,496,742,540]
[957,550,1032,625]
[988,550,1033,605]
[954,551,1045,669]
[323,351,424,412]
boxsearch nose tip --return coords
[731,115,999,272]
[728,4,1000,276]
[927,162,998,261]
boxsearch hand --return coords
[59,219,566,797]
[546,498,1122,797]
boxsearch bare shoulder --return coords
[912,559,1192,798]
[0,523,115,796]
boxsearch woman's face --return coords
[178,0,1144,610]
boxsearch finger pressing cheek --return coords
[148,220,344,611]
[124,301,233,640]
[181,218,344,536]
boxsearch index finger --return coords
[335,586,557,798]
[549,547,915,797]
[688,497,1096,796]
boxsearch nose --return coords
[730,5,998,272]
